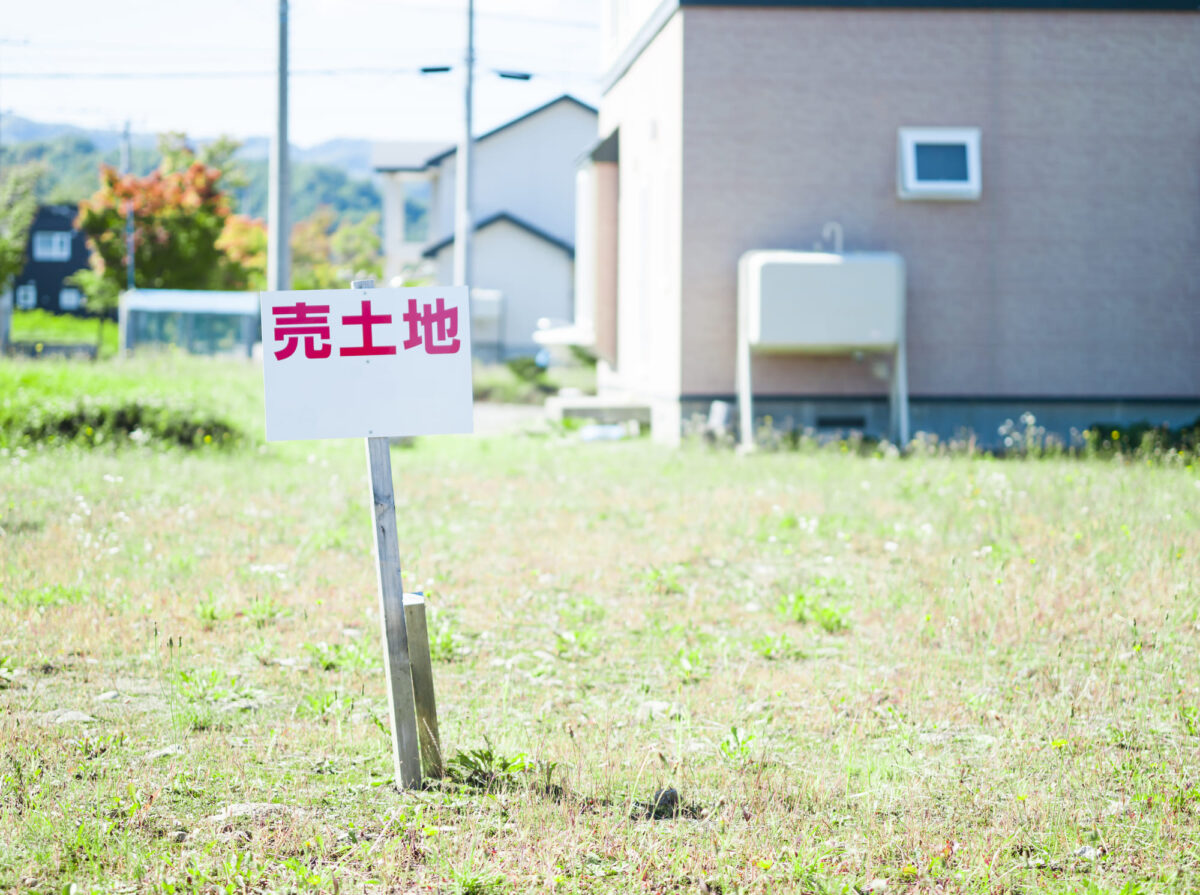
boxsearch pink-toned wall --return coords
[679,7,1200,399]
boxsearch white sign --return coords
[260,286,473,441]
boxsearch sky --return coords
[0,0,603,147]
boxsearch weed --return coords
[751,632,803,660]
[671,645,709,684]
[194,593,227,626]
[296,689,341,720]
[1181,705,1199,738]
[776,583,852,633]
[68,731,126,760]
[450,868,507,895]
[302,640,377,672]
[718,726,755,763]
[171,669,249,732]
[245,594,287,627]
[446,740,531,792]
[1,583,89,609]
[814,604,851,634]
[553,628,596,659]
[641,564,687,595]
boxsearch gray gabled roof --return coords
[372,94,597,174]
[422,95,598,168]
[421,212,575,259]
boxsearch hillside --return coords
[0,115,382,225]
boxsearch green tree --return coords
[0,164,42,291]
[215,215,267,292]
[158,132,247,192]
[290,206,382,290]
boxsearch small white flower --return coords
[884,541,899,552]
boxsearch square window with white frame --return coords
[59,287,83,311]
[15,283,38,310]
[32,230,74,262]
[898,127,981,201]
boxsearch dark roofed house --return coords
[10,204,91,316]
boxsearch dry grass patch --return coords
[1,425,1198,893]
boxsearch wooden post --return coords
[356,277,422,789]
[404,594,444,778]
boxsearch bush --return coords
[504,355,553,391]
[0,356,255,451]
[1083,417,1200,457]
[0,396,240,450]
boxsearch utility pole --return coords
[452,0,474,289]
[268,0,291,291]
[122,121,135,291]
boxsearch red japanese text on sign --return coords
[272,302,332,360]
[402,297,461,355]
[340,299,397,357]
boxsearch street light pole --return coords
[122,121,135,291]
[452,0,474,289]
[268,0,291,291]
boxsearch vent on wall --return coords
[816,415,867,431]
[898,127,981,200]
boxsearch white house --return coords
[373,95,598,361]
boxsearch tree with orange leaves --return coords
[71,136,261,321]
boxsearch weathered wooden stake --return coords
[355,277,426,789]
[404,594,444,779]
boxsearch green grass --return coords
[0,355,260,450]
[472,360,594,404]
[9,309,119,357]
[1,358,1198,893]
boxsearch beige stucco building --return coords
[576,0,1200,444]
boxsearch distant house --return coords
[573,0,1200,444]
[10,205,91,315]
[373,95,598,361]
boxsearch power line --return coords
[0,65,598,82]
[290,0,599,30]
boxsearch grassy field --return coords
[1,358,1198,894]
[9,310,119,358]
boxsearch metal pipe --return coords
[267,0,291,291]
[821,221,844,255]
[452,0,474,289]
